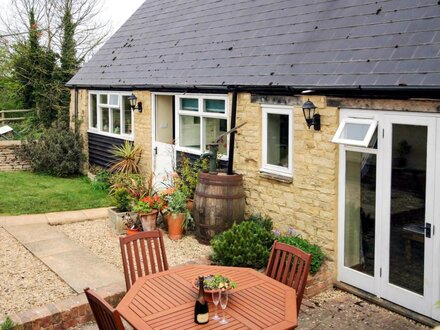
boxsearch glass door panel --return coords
[344,151,376,276]
[389,124,427,295]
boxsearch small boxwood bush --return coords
[277,235,325,274]
[211,218,274,269]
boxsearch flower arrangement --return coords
[162,190,187,215]
[133,195,163,214]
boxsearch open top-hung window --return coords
[332,118,377,147]
[89,92,134,139]
[176,95,229,157]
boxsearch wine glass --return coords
[212,290,220,321]
[219,289,229,324]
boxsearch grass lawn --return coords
[0,171,112,215]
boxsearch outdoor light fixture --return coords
[302,99,320,131]
[128,93,142,113]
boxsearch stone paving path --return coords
[1,208,124,293]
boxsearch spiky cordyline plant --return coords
[109,140,142,174]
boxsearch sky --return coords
[0,0,145,36]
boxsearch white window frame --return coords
[88,91,134,140]
[332,117,377,147]
[261,105,294,177]
[175,94,229,158]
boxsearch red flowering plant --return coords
[133,195,164,214]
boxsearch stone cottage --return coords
[68,0,440,322]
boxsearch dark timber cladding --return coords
[88,132,125,168]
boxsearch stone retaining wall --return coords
[0,141,31,172]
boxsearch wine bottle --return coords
[194,276,209,324]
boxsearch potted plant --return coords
[108,187,136,235]
[123,213,141,235]
[396,140,412,167]
[163,190,188,240]
[133,195,163,231]
[175,157,208,211]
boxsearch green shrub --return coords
[211,220,274,269]
[111,188,131,212]
[1,316,16,330]
[245,214,273,232]
[277,235,325,274]
[92,169,111,191]
[22,125,84,177]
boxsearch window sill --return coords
[259,171,293,183]
[87,130,134,141]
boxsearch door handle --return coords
[423,223,431,238]
[154,147,158,155]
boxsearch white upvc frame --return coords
[337,108,440,321]
[175,94,229,158]
[260,104,293,177]
[332,117,378,147]
[88,90,134,140]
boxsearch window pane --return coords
[181,98,198,111]
[267,113,289,168]
[123,96,132,135]
[344,151,376,277]
[112,108,121,134]
[109,94,119,106]
[179,115,200,149]
[101,108,109,132]
[205,118,227,155]
[99,94,108,104]
[341,123,370,141]
[204,99,225,113]
[90,94,97,128]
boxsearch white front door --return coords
[337,110,440,320]
[152,94,175,190]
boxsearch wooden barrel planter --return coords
[194,172,245,244]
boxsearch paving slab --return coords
[46,210,92,225]
[0,214,47,227]
[4,223,65,244]
[81,207,108,220]
[25,236,79,258]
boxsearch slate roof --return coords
[68,0,440,90]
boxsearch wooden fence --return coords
[0,109,33,123]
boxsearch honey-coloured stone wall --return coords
[234,93,339,282]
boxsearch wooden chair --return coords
[119,229,169,291]
[84,288,125,330]
[266,240,312,314]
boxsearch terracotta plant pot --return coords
[139,209,159,231]
[126,228,140,236]
[187,199,194,212]
[166,213,185,240]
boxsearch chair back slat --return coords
[119,230,169,291]
[153,238,163,272]
[133,240,143,278]
[266,241,312,314]
[139,239,150,276]
[146,237,157,273]
[84,288,125,330]
[281,253,293,284]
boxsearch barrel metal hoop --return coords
[195,192,245,200]
[198,180,242,187]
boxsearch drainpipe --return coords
[227,89,238,175]
[74,87,79,133]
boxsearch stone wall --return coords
[0,141,31,172]
[70,89,90,172]
[234,93,339,284]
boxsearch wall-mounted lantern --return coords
[302,99,320,131]
[128,93,143,113]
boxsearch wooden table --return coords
[117,264,297,329]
